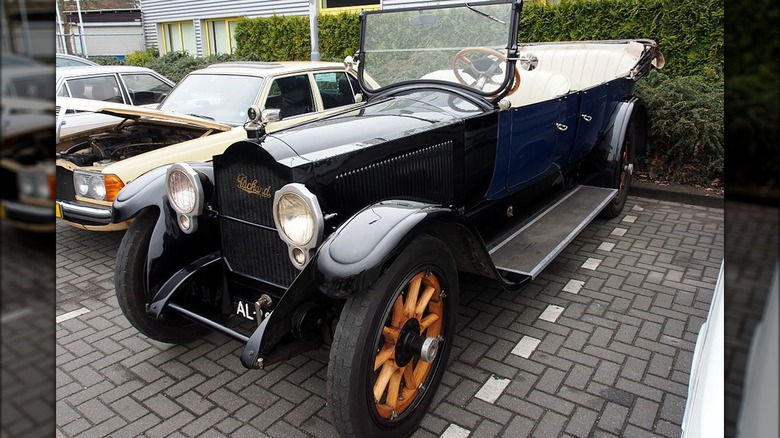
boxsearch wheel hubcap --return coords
[372,270,445,420]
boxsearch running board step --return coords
[490,185,617,278]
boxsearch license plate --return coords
[234,299,257,321]
[55,202,62,218]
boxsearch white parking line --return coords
[441,423,471,438]
[581,258,602,270]
[598,242,615,252]
[563,279,585,294]
[56,307,91,323]
[539,304,565,323]
[0,308,32,324]
[475,375,510,404]
[611,227,627,237]
[511,335,541,358]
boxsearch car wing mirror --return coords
[262,108,281,123]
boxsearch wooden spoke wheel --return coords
[327,235,458,438]
[372,270,443,419]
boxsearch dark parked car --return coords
[112,1,663,436]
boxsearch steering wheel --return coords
[451,47,521,97]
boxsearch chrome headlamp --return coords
[273,183,323,269]
[166,163,204,233]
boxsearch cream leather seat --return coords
[507,69,570,107]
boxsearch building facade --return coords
[139,0,465,57]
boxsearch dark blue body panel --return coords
[486,77,635,199]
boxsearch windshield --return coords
[158,74,264,125]
[360,1,517,96]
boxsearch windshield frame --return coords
[355,0,522,102]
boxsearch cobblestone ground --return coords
[55,196,724,437]
[1,225,56,438]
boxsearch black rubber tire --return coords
[327,235,458,438]
[114,208,207,344]
[601,119,636,219]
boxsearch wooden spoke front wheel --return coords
[372,270,444,419]
[327,235,458,438]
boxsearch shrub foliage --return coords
[635,72,723,186]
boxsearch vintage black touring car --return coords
[111,1,663,436]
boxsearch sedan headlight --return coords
[73,170,124,202]
[273,183,323,268]
[166,163,204,233]
[17,168,55,201]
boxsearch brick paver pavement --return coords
[55,196,724,437]
[1,226,56,438]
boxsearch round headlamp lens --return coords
[89,175,106,200]
[18,175,35,196]
[277,192,315,246]
[167,169,196,214]
[75,174,89,196]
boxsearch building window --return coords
[160,21,196,54]
[205,18,239,55]
[320,0,380,13]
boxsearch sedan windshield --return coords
[361,1,516,96]
[158,74,264,125]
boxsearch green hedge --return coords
[233,0,723,80]
[233,12,360,62]
[635,72,723,186]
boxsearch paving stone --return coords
[565,406,599,437]
[53,197,723,438]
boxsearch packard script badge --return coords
[237,173,272,198]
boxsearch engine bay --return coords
[57,123,208,167]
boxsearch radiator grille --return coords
[334,141,454,212]
[56,166,76,201]
[214,154,298,286]
[214,155,284,227]
[219,219,298,286]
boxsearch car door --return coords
[264,73,316,119]
[486,93,581,199]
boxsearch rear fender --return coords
[314,200,518,299]
[584,97,647,188]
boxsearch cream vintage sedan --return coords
[56,61,362,230]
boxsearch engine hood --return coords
[265,92,472,162]
[56,97,233,138]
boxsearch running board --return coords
[489,185,617,278]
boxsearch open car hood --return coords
[56,97,234,133]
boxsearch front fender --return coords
[113,163,219,297]
[314,200,515,299]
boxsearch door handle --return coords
[581,114,592,122]
[555,123,568,131]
